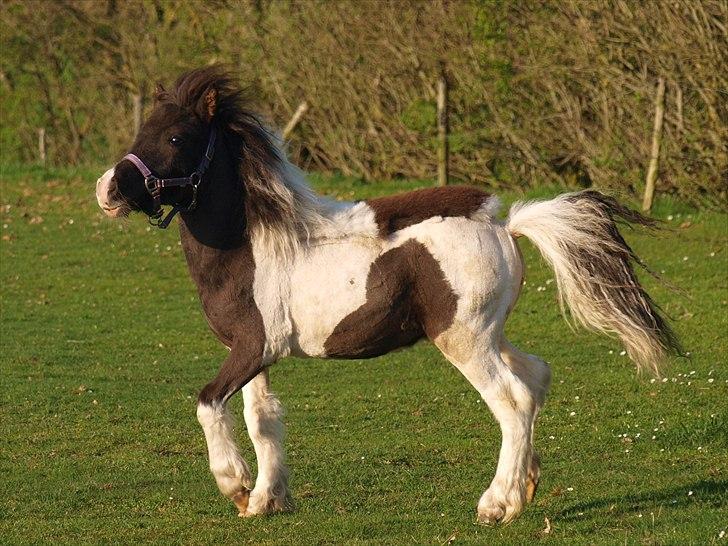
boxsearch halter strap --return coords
[122,153,152,179]
[121,128,217,229]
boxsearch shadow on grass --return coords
[556,479,727,521]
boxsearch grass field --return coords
[1,165,726,545]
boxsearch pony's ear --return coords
[197,87,217,122]
[153,83,166,102]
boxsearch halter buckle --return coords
[144,176,161,197]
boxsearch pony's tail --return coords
[506,190,682,375]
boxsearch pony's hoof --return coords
[232,489,250,516]
[477,486,524,525]
[477,504,505,525]
[240,491,293,517]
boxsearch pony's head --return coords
[96,67,247,222]
[97,66,324,254]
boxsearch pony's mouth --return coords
[101,203,130,218]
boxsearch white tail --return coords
[506,190,681,374]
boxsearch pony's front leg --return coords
[197,343,264,516]
[242,369,292,516]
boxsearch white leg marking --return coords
[197,402,252,499]
[474,358,535,524]
[500,341,551,504]
[242,370,291,515]
[436,327,538,524]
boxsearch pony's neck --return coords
[179,132,246,251]
[177,133,255,309]
[179,126,335,269]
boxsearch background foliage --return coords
[1,0,727,203]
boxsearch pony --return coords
[96,66,681,523]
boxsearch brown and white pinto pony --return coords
[96,67,680,523]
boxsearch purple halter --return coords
[122,128,217,229]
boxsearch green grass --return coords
[1,164,726,545]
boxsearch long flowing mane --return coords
[159,66,330,255]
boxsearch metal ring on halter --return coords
[144,176,160,196]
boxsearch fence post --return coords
[642,77,665,212]
[132,93,143,136]
[437,64,449,186]
[38,128,46,166]
[675,82,684,134]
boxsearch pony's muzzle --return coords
[96,167,128,218]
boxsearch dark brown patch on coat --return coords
[169,94,268,406]
[323,240,458,359]
[367,186,490,237]
[181,221,267,406]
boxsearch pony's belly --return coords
[321,296,424,359]
[289,240,380,357]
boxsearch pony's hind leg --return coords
[241,369,291,516]
[197,346,264,516]
[499,340,551,503]
[435,330,540,524]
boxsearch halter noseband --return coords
[122,128,217,229]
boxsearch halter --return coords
[122,128,217,229]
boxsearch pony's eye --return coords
[169,136,183,146]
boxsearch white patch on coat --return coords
[252,190,510,361]
[252,200,381,359]
[288,237,381,356]
[318,200,379,240]
[250,241,294,363]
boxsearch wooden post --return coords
[437,66,449,186]
[38,128,46,166]
[282,101,308,140]
[642,77,665,212]
[132,93,143,136]
[675,82,684,134]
